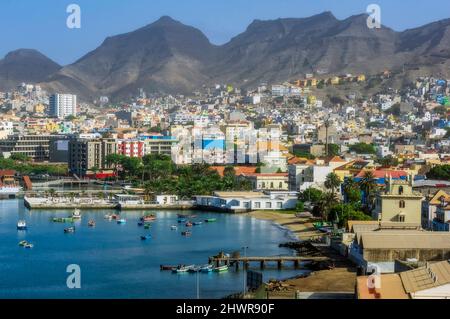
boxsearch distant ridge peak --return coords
[151,15,182,26]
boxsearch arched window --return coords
[399,186,404,195]
[262,182,266,189]
[279,182,283,189]
[270,182,274,189]
[399,200,406,209]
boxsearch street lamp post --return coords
[242,246,249,297]
[196,270,200,299]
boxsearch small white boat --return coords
[200,264,213,273]
[117,219,127,224]
[17,220,27,230]
[213,265,229,272]
[171,225,178,230]
[173,265,195,273]
[72,209,82,219]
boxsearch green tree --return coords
[9,153,30,162]
[343,178,362,204]
[377,155,398,168]
[349,143,376,154]
[91,166,100,178]
[296,201,305,212]
[324,173,342,194]
[300,188,323,204]
[328,144,341,157]
[329,203,371,228]
[316,192,340,221]
[358,171,378,211]
[105,154,123,181]
[427,165,450,181]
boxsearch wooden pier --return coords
[208,256,330,270]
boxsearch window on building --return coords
[279,182,283,189]
[399,200,406,209]
[399,214,406,222]
[270,182,274,189]
[262,182,266,189]
[277,202,283,209]
[265,202,272,209]
[399,186,404,195]
[254,202,261,209]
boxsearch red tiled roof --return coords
[0,170,16,177]
[210,166,258,177]
[329,156,346,163]
[356,170,407,179]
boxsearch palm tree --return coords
[324,173,342,194]
[105,154,122,182]
[91,166,100,179]
[143,182,153,202]
[48,188,56,199]
[317,191,339,221]
[358,171,377,211]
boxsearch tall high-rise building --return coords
[49,94,77,119]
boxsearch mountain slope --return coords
[11,13,449,101]
[0,49,61,91]
[43,16,217,100]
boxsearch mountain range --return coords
[1,12,449,101]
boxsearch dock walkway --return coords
[208,256,330,270]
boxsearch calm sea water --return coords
[0,199,304,299]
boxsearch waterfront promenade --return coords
[23,195,195,211]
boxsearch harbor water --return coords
[0,199,305,299]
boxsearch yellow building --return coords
[34,103,46,114]
[357,74,366,82]
[307,95,317,106]
[373,175,423,226]
[331,76,340,85]
[45,121,60,133]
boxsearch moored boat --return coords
[138,222,144,227]
[19,240,28,246]
[173,265,194,273]
[88,220,96,227]
[181,231,192,237]
[24,243,34,249]
[205,218,217,223]
[64,226,76,233]
[188,266,201,273]
[140,234,152,240]
[213,265,229,272]
[160,265,177,271]
[178,218,187,223]
[71,209,82,220]
[200,264,213,273]
[52,217,74,223]
[117,219,127,224]
[141,214,157,222]
[193,222,203,226]
[144,223,151,229]
[17,220,27,230]
[185,221,193,227]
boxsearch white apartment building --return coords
[0,121,14,140]
[49,94,77,119]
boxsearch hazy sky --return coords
[1,0,449,65]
